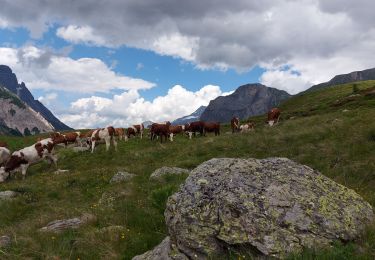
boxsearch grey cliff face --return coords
[156,158,373,259]
[306,67,375,93]
[0,65,71,131]
[200,84,290,123]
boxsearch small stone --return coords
[39,213,96,233]
[72,146,89,152]
[110,171,135,183]
[149,167,190,180]
[54,169,70,175]
[0,235,11,248]
[0,191,19,200]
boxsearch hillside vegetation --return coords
[0,81,374,259]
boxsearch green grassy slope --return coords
[0,81,374,259]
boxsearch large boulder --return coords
[162,158,374,259]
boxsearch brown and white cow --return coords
[267,108,281,126]
[0,138,57,182]
[203,122,220,136]
[169,125,185,141]
[231,117,240,133]
[50,131,82,147]
[126,124,144,140]
[150,122,171,143]
[239,122,255,133]
[0,147,10,167]
[90,126,118,153]
[115,128,126,140]
[184,121,205,139]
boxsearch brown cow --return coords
[267,108,281,126]
[203,122,220,136]
[0,141,8,148]
[185,121,204,139]
[169,125,185,141]
[150,122,171,143]
[115,128,126,140]
[231,117,240,133]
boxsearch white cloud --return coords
[59,84,224,129]
[136,62,144,70]
[56,25,110,47]
[38,92,57,106]
[0,46,155,93]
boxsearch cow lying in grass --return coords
[240,122,255,133]
[0,138,57,182]
[267,108,281,126]
[90,126,117,153]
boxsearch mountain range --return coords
[172,106,207,125]
[0,65,71,131]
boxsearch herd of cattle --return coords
[0,108,281,183]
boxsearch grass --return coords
[0,81,374,259]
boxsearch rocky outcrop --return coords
[200,84,290,123]
[306,67,375,93]
[0,65,71,131]
[150,167,190,180]
[0,235,11,248]
[135,158,374,259]
[172,106,207,125]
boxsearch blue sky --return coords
[0,0,374,128]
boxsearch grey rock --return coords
[0,190,19,200]
[0,235,11,248]
[200,83,290,123]
[132,237,188,260]
[164,158,374,259]
[39,213,96,233]
[150,167,190,180]
[110,171,135,183]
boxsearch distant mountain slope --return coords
[172,106,206,125]
[306,67,375,93]
[200,83,291,123]
[0,86,54,135]
[0,65,71,130]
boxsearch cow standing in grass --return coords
[150,122,171,143]
[231,117,240,133]
[203,122,220,136]
[0,138,57,182]
[90,126,117,153]
[126,124,144,140]
[184,121,205,139]
[267,108,281,126]
[115,128,126,140]
[169,125,185,141]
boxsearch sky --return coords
[0,0,374,128]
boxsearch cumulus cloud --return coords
[1,1,375,92]
[0,45,155,93]
[59,84,225,129]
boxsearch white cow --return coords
[0,147,10,166]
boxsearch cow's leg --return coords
[104,137,111,151]
[170,133,174,142]
[113,138,118,151]
[276,115,280,124]
[91,140,96,153]
[21,164,29,180]
[140,131,143,139]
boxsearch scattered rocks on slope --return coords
[0,235,11,248]
[39,213,96,233]
[110,171,135,183]
[149,167,190,180]
[72,146,89,152]
[135,157,374,259]
[0,190,19,200]
[54,169,70,175]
